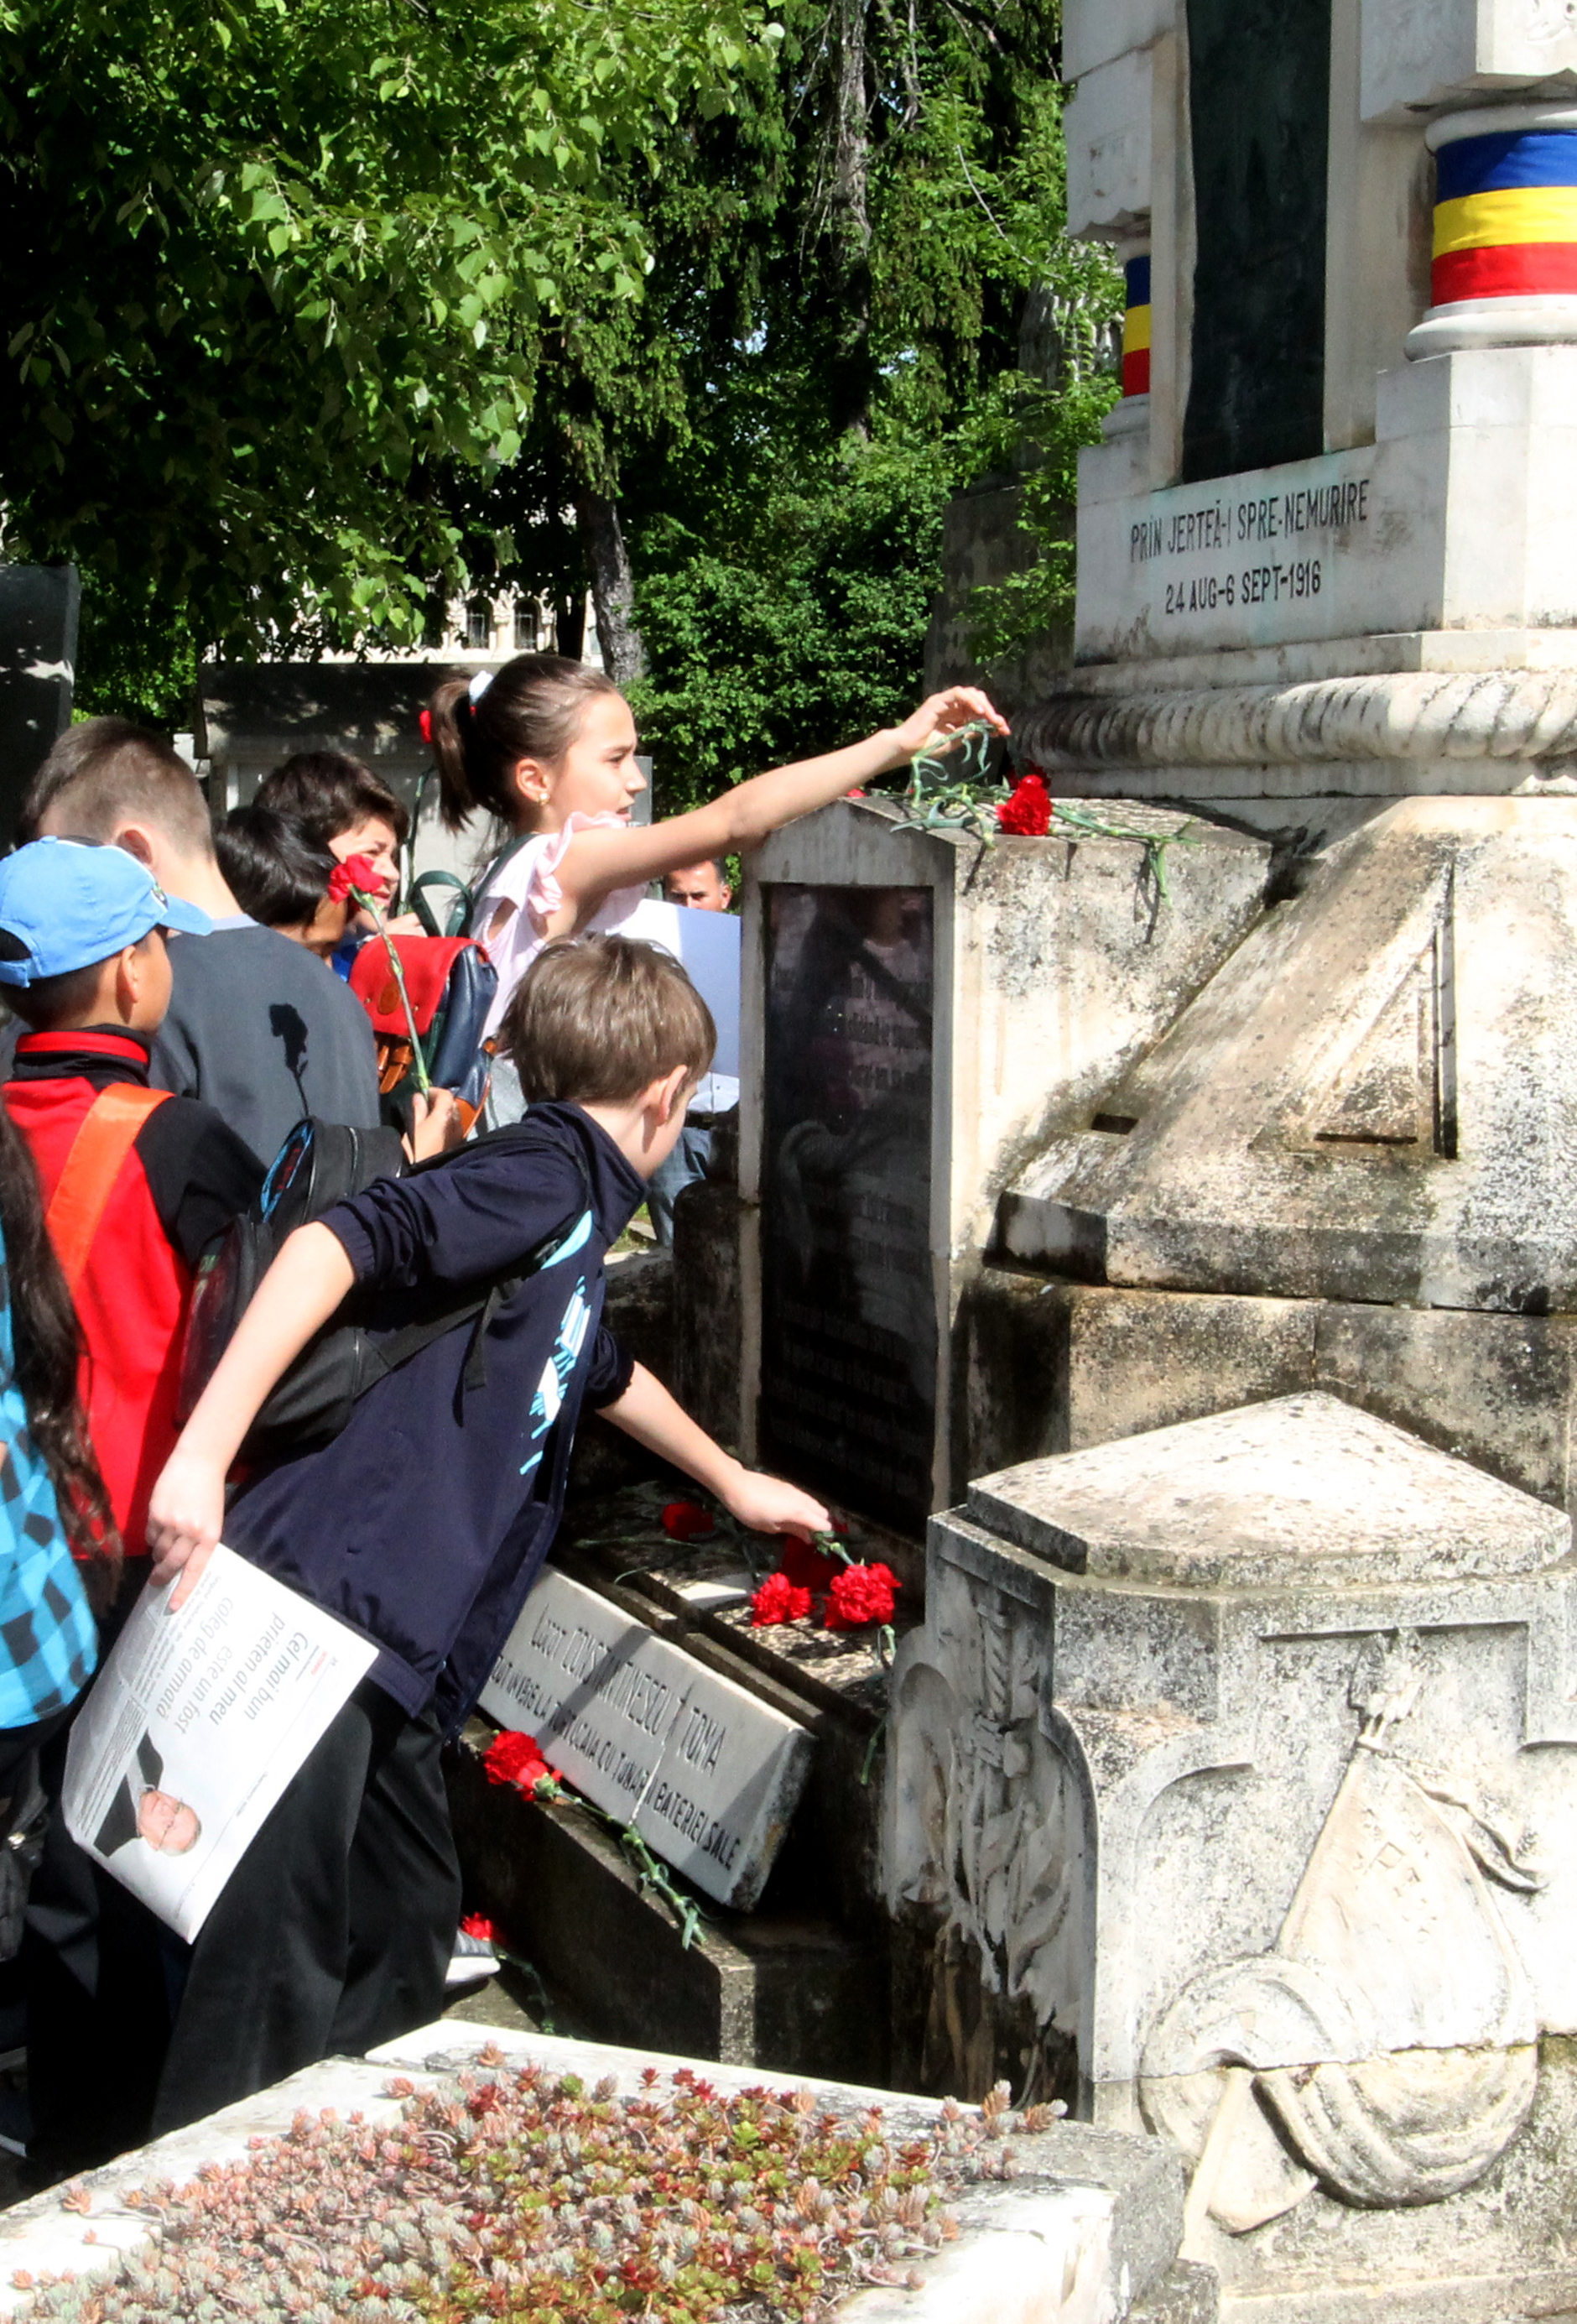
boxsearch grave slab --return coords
[480,1567,812,1910]
[0,2022,1189,2324]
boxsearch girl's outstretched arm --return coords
[556,685,1007,923]
[146,1223,357,1605]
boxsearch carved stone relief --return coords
[1140,1635,1544,2236]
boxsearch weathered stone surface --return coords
[963,1271,1577,1524]
[480,1570,811,1910]
[997,796,1577,1311]
[967,1392,1569,1590]
[887,1394,1577,2319]
[1127,2260,1220,2324]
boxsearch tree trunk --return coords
[552,586,586,660]
[574,487,645,685]
[824,0,874,431]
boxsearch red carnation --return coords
[779,1536,841,1592]
[419,707,435,744]
[825,1561,899,1629]
[750,1571,814,1626]
[460,1911,499,1942]
[481,1729,559,1797]
[662,1500,716,1540]
[997,771,1053,836]
[327,851,383,904]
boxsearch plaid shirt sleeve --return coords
[0,1251,97,1727]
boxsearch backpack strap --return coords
[409,869,472,940]
[45,1086,172,1295]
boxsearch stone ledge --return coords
[1015,670,1577,773]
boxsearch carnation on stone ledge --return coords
[997,770,1052,837]
[460,1911,500,1943]
[750,1571,814,1627]
[662,1500,716,1540]
[481,1729,559,1797]
[825,1561,899,1629]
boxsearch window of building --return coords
[466,602,492,649]
[513,602,539,652]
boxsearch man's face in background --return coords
[664,861,732,912]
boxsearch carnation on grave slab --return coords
[661,1500,716,1540]
[751,1571,814,1627]
[825,1561,899,1629]
[481,1729,559,1797]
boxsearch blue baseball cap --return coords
[0,837,211,987]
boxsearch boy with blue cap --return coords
[1,838,263,2181]
[1,839,263,1557]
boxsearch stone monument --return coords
[1027,0,1577,861]
[888,1392,1577,2320]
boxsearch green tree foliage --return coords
[619,0,1122,797]
[0,0,778,666]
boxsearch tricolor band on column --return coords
[1122,253,1151,396]
[1409,103,1577,357]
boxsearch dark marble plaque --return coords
[759,885,936,1534]
[1183,0,1330,483]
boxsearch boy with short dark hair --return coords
[20,720,383,1167]
[145,935,829,2133]
[255,748,410,874]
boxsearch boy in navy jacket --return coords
[145,935,829,2132]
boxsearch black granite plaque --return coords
[759,885,936,1535]
[1183,0,1330,483]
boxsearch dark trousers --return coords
[27,1678,460,2172]
[151,1680,461,2137]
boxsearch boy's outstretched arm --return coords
[601,1363,830,1539]
[147,1223,357,1605]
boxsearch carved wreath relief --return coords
[1140,1636,1545,2233]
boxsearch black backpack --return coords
[177,1117,583,1463]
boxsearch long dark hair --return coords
[429,655,621,831]
[0,1104,118,1586]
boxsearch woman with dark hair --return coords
[0,1103,108,1936]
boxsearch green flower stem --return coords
[353,887,432,1095]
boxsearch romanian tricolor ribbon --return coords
[1432,128,1577,303]
[1122,253,1151,396]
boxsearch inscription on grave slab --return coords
[758,884,936,1534]
[480,1570,813,1910]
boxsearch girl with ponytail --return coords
[427,654,1007,1102]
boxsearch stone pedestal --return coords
[888,1390,1577,2321]
[737,797,1269,1532]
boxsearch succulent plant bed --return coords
[13,2056,1062,2324]
[0,2026,1187,2324]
